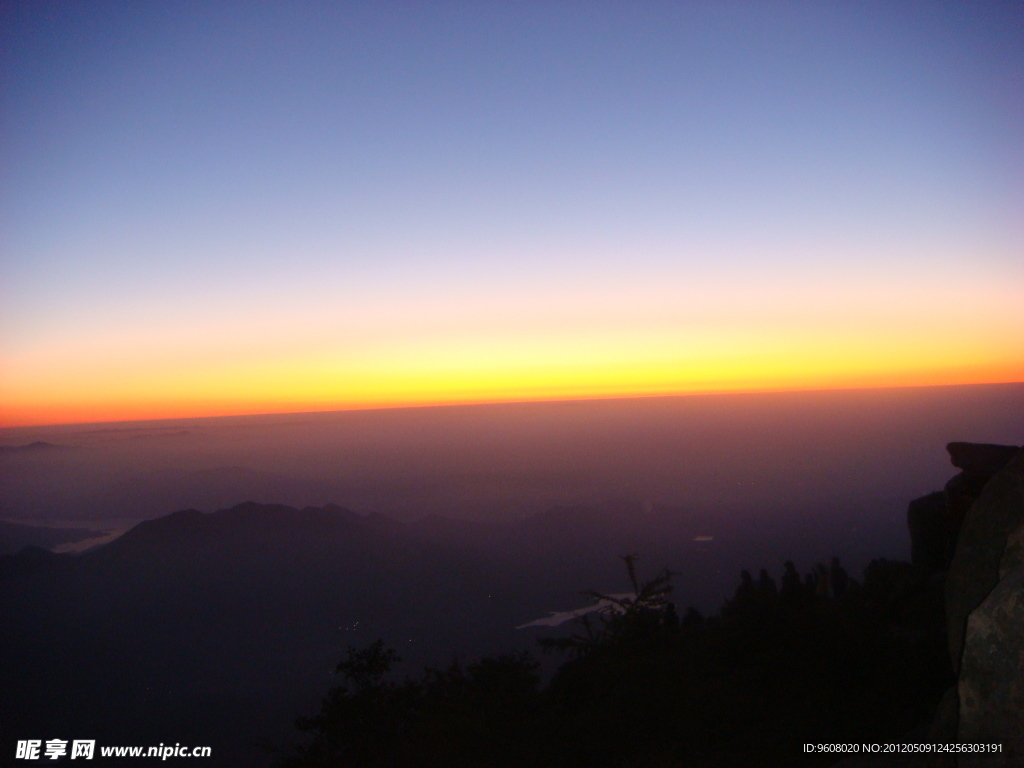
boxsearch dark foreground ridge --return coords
[281,442,1023,768]
[2,442,1021,767]
[282,557,949,768]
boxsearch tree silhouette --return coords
[281,555,952,768]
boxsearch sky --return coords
[1,1,1023,427]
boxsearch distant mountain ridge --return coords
[0,496,810,766]
[1,500,586,765]
[0,520,106,555]
[8,438,1021,768]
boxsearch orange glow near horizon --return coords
[4,328,1023,428]
[4,272,1024,429]
[5,3,1024,431]
[6,375,1024,429]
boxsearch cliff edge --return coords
[906,443,1022,768]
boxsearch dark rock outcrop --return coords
[946,442,1019,477]
[908,491,950,571]
[945,447,1023,674]
[954,449,1024,766]
[906,443,1018,574]
[900,444,1023,768]
[943,443,1018,555]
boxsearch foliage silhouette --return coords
[282,555,951,767]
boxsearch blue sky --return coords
[2,2,1022,424]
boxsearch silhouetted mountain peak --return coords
[222,500,295,516]
[95,501,378,560]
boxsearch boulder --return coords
[907,444,1023,767]
[957,567,1024,765]
[883,443,1022,768]
[946,442,1020,476]
[945,448,1024,674]
[955,478,1024,767]
[943,443,1019,543]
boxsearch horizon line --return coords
[3,378,1023,432]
